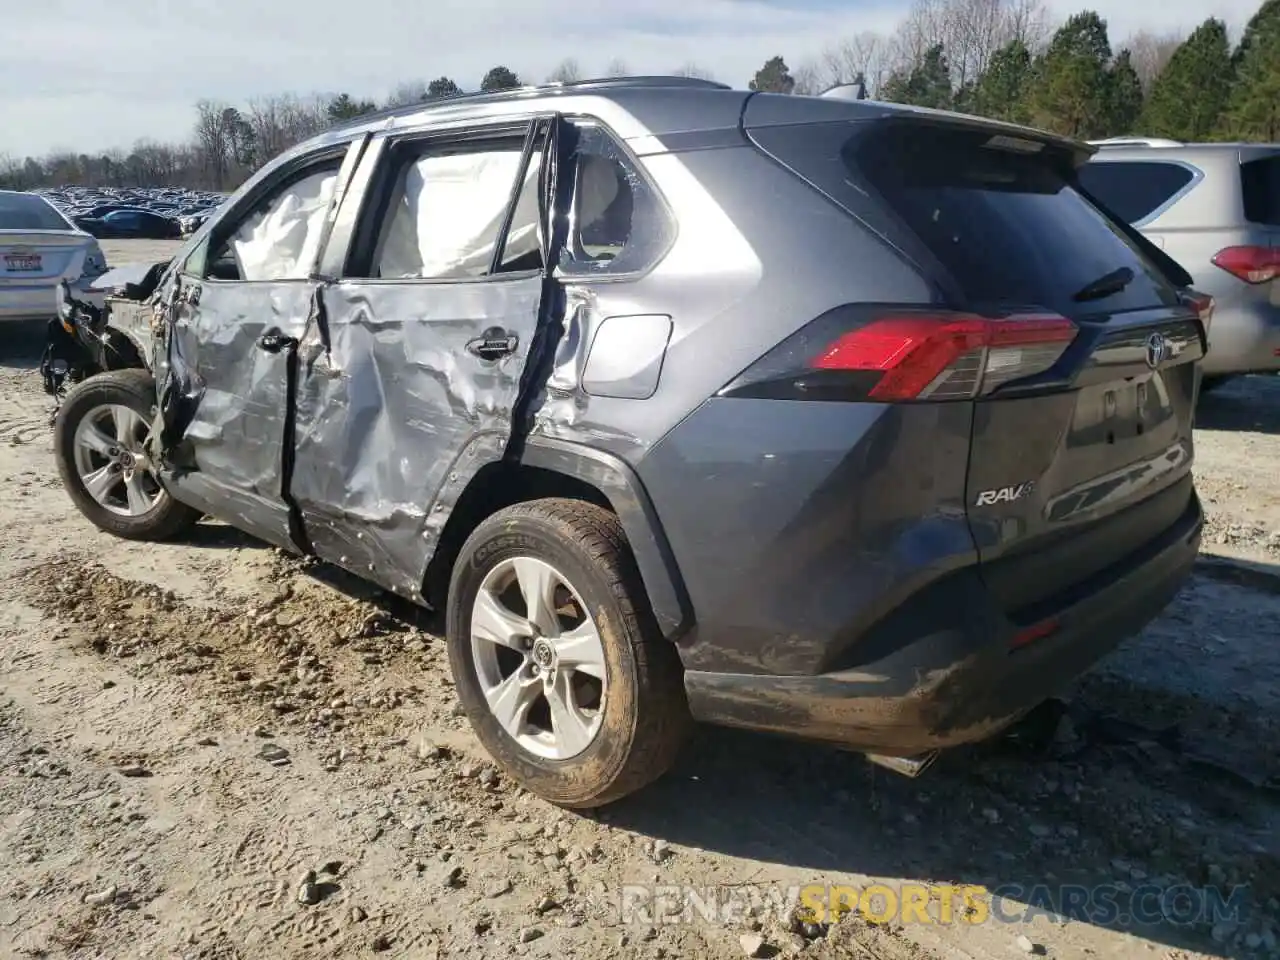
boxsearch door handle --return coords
[465,328,519,361]
[257,330,298,353]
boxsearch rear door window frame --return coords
[337,120,543,285]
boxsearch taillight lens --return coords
[79,245,107,280]
[1182,290,1214,333]
[720,306,1078,403]
[1211,246,1279,284]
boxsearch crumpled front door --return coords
[160,275,318,551]
[155,140,368,551]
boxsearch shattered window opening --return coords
[496,132,548,275]
[368,140,534,281]
[560,124,675,278]
[202,165,342,283]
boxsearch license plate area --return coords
[4,253,42,273]
[1068,375,1178,448]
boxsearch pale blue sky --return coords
[3,0,1259,157]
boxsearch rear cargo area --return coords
[746,110,1208,614]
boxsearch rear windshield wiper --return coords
[1072,266,1134,303]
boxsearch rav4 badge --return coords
[974,481,1036,506]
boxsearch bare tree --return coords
[546,58,582,84]
[791,60,825,95]
[193,100,234,189]
[1004,0,1051,49]
[604,58,630,77]
[1124,28,1186,89]
[872,0,1050,94]
[671,62,716,81]
[823,31,892,94]
[385,80,428,107]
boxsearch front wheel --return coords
[53,370,201,541]
[446,499,690,808]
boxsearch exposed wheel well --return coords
[102,328,146,370]
[422,461,614,609]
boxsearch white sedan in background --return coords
[0,190,108,323]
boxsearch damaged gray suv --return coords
[52,77,1209,807]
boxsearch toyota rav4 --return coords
[50,77,1208,807]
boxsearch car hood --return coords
[91,260,172,299]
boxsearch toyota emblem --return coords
[1145,332,1172,369]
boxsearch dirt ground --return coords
[1,239,1278,960]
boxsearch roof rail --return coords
[328,75,732,133]
[1088,136,1184,148]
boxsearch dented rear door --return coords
[290,117,571,598]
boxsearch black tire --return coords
[446,498,690,808]
[54,370,201,541]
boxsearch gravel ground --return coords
[0,240,1277,960]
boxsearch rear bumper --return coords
[684,491,1203,754]
[1201,302,1280,375]
[0,277,104,322]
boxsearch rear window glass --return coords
[850,126,1179,316]
[1077,161,1196,223]
[0,193,70,231]
[1241,155,1280,226]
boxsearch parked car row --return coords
[40,78,1221,808]
[35,185,225,239]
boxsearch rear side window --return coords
[850,125,1180,316]
[560,124,676,277]
[0,193,70,231]
[1076,161,1196,224]
[1241,155,1280,226]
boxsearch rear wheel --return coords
[446,499,690,808]
[54,370,201,541]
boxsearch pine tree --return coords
[1232,0,1280,67]
[750,56,796,94]
[1225,7,1280,141]
[1027,11,1114,138]
[1107,50,1144,135]
[972,38,1033,122]
[426,77,462,99]
[879,45,952,109]
[1140,19,1232,140]
[480,66,521,92]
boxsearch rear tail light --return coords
[78,246,107,280]
[1182,290,1214,333]
[721,306,1078,403]
[1211,246,1279,284]
[1010,617,1059,650]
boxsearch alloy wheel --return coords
[71,403,165,517]
[469,556,608,760]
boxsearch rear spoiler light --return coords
[720,305,1078,403]
[1212,246,1279,284]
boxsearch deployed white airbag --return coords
[231,170,338,281]
[376,150,538,279]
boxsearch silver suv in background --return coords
[1080,139,1280,387]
